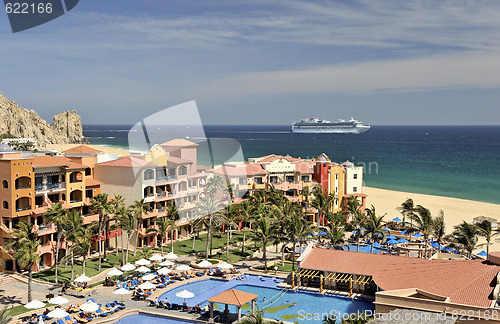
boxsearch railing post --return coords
[291,271,295,289]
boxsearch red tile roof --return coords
[257,154,303,163]
[299,247,500,307]
[95,156,156,168]
[161,139,199,147]
[85,178,102,186]
[295,161,313,174]
[213,163,267,177]
[207,289,258,306]
[167,156,192,165]
[33,156,71,168]
[62,145,103,154]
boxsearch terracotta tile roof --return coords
[85,178,102,186]
[161,139,199,147]
[95,156,156,168]
[65,162,88,170]
[299,247,500,307]
[207,289,258,306]
[213,163,267,177]
[33,156,71,168]
[295,161,313,174]
[257,154,303,163]
[62,145,103,154]
[167,156,192,165]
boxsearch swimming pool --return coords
[113,314,195,324]
[344,244,385,254]
[159,274,374,323]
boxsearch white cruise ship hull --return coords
[292,125,370,134]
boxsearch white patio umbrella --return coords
[176,264,192,271]
[38,316,44,324]
[48,296,69,305]
[138,281,156,290]
[24,299,46,309]
[47,308,69,319]
[142,273,156,281]
[135,258,151,266]
[149,254,164,261]
[219,262,233,269]
[159,260,175,267]
[121,263,136,271]
[197,260,212,268]
[108,267,124,276]
[136,265,150,273]
[165,252,178,260]
[113,287,132,295]
[175,289,195,303]
[74,274,91,283]
[80,302,99,312]
[157,267,172,275]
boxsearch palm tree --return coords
[325,223,345,249]
[252,206,276,272]
[166,203,180,253]
[195,193,223,259]
[410,205,435,257]
[398,198,415,227]
[285,210,314,271]
[7,222,40,302]
[238,200,254,253]
[237,305,281,324]
[116,206,136,263]
[44,202,66,284]
[433,210,446,250]
[61,209,84,281]
[452,221,478,258]
[146,217,172,256]
[347,196,365,252]
[311,185,336,227]
[140,246,153,259]
[223,203,240,261]
[90,193,112,270]
[475,219,499,258]
[301,186,311,209]
[131,199,152,256]
[0,307,12,324]
[207,174,225,196]
[111,195,126,256]
[189,216,205,251]
[364,205,386,253]
[72,223,97,275]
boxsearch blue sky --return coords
[2,0,500,125]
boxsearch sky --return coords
[2,0,500,125]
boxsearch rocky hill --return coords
[0,91,88,147]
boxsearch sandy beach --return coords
[365,186,500,253]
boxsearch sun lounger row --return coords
[147,300,204,313]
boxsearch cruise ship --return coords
[292,117,370,134]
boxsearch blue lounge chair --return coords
[64,316,77,323]
[96,309,109,317]
[113,301,126,309]
[57,319,66,324]
[105,303,117,312]
[86,298,96,303]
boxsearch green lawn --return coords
[156,231,247,255]
[257,261,296,273]
[33,250,147,283]
[5,304,56,317]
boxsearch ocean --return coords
[83,124,500,205]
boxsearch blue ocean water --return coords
[84,125,500,204]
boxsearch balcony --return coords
[16,206,31,212]
[156,174,177,182]
[35,183,66,192]
[188,186,197,191]
[70,199,82,203]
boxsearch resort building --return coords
[0,145,106,271]
[296,245,500,322]
[312,153,366,214]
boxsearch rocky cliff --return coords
[0,91,88,147]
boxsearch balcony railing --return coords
[16,186,31,190]
[188,186,197,191]
[70,199,82,203]
[38,224,53,231]
[16,206,31,212]
[157,191,167,198]
[35,183,66,191]
[156,175,177,181]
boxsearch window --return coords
[2,180,7,188]
[254,177,263,185]
[301,176,309,182]
[335,174,338,180]
[239,178,247,185]
[353,187,358,192]
[353,174,358,179]
[2,201,8,209]
[270,176,278,184]
[286,175,294,183]
[144,169,154,180]
[178,166,187,175]
[85,168,91,176]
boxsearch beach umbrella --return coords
[47,308,69,319]
[74,274,91,283]
[386,239,398,245]
[114,287,132,295]
[48,296,69,305]
[138,281,156,290]
[478,251,488,257]
[136,265,150,273]
[149,254,164,261]
[382,227,389,232]
[108,267,124,276]
[38,316,44,324]
[121,263,136,271]
[397,238,409,243]
[386,234,396,240]
[176,289,194,300]
[165,252,178,260]
[412,233,423,238]
[176,264,192,271]
[352,230,358,235]
[158,267,172,275]
[317,231,327,236]
[80,302,99,313]
[197,260,212,268]
[25,300,46,309]
[142,273,157,281]
[393,217,402,222]
[135,258,151,266]
[373,242,383,248]
[219,262,233,269]
[159,260,175,267]
[400,230,407,235]
[431,242,440,248]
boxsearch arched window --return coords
[144,169,154,180]
[2,180,8,188]
[2,201,8,209]
[178,166,187,175]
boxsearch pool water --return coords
[113,314,194,324]
[344,244,385,254]
[159,275,374,323]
